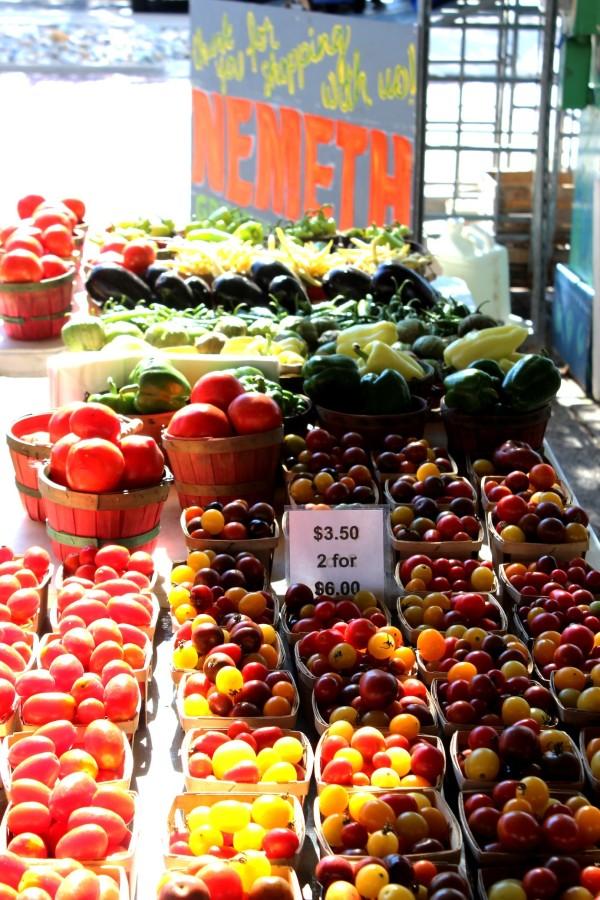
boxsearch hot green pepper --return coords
[302,355,361,410]
[501,354,562,411]
[443,369,500,414]
[359,369,412,414]
[127,358,191,414]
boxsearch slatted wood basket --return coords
[0,269,75,340]
[165,792,304,868]
[180,727,313,802]
[134,410,174,447]
[6,412,51,521]
[180,509,280,574]
[0,791,138,897]
[37,466,172,562]
[314,788,462,862]
[163,427,283,508]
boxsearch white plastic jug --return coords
[430,219,511,322]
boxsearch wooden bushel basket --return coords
[0,269,75,340]
[163,427,283,509]
[135,410,174,447]
[6,412,51,521]
[37,466,172,562]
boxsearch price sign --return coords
[285,506,387,603]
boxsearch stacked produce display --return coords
[0,199,596,900]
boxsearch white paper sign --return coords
[286,506,387,604]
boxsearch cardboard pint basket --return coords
[37,466,172,562]
[163,426,283,509]
[0,268,75,340]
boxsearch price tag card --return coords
[285,505,387,604]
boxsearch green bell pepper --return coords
[87,378,137,415]
[469,358,505,381]
[302,354,361,411]
[233,366,264,379]
[501,354,562,411]
[443,368,500,414]
[359,369,412,414]
[127,358,191,414]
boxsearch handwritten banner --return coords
[190,0,417,228]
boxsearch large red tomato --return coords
[3,233,44,257]
[120,435,164,489]
[41,225,73,259]
[66,439,125,493]
[49,433,80,485]
[168,404,231,439]
[17,193,45,219]
[40,255,70,280]
[61,198,86,223]
[190,372,245,411]
[69,404,121,444]
[227,393,282,435]
[32,210,73,233]
[0,249,43,284]
[48,402,87,443]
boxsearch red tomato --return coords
[41,224,73,259]
[0,224,18,245]
[0,250,43,284]
[40,255,70,280]
[48,402,87,443]
[17,193,45,219]
[122,239,156,275]
[4,233,44,256]
[61,198,86,223]
[119,435,164,489]
[410,741,445,781]
[69,403,121,443]
[168,403,231,438]
[529,463,557,490]
[32,210,73,232]
[497,810,541,851]
[66,439,125,493]
[227,392,282,435]
[49,433,80,485]
[190,372,245,411]
[581,866,600,894]
[261,827,300,859]
[196,863,243,900]
[101,237,127,254]
[496,494,529,525]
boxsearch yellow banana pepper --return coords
[443,324,529,370]
[220,336,268,356]
[277,351,305,365]
[356,340,425,380]
[336,321,398,357]
[273,337,306,357]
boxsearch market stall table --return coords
[0,375,598,899]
